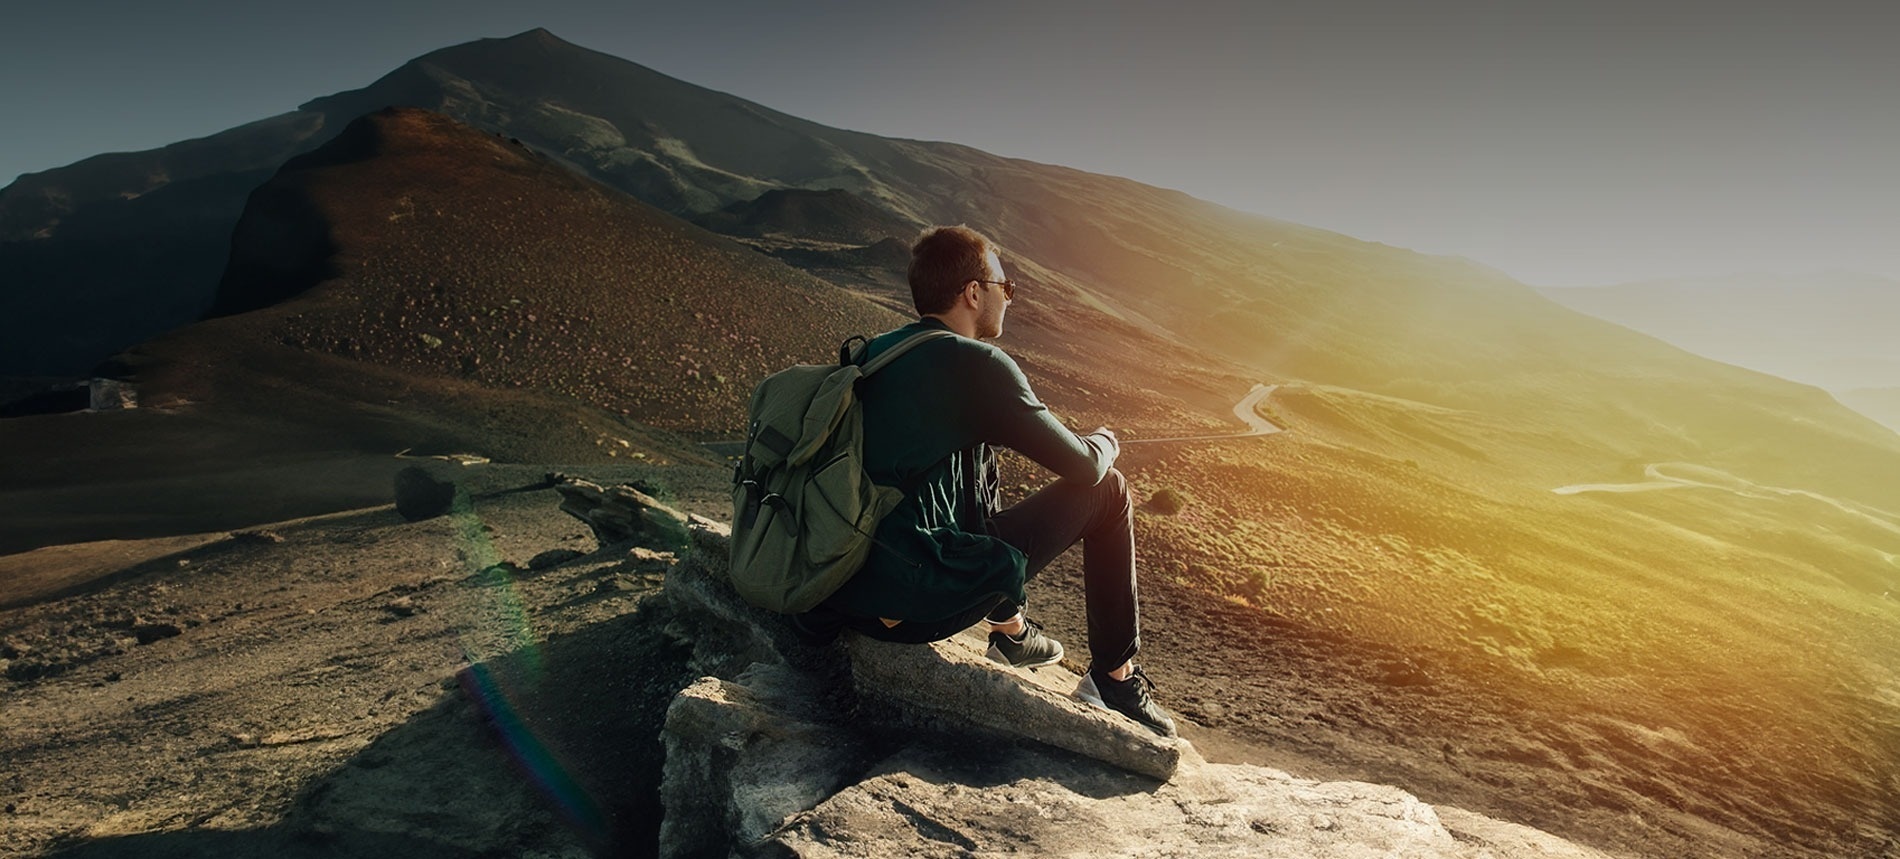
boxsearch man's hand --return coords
[1089,426,1121,465]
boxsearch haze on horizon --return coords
[3,0,1896,288]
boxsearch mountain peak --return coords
[499,27,571,48]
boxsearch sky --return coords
[2,0,1896,287]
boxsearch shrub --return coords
[1238,568,1274,605]
[1143,487,1190,516]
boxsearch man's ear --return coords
[960,280,980,308]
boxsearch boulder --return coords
[659,667,867,858]
[662,514,841,681]
[393,465,458,521]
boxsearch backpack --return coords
[728,329,956,613]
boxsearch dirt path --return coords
[1121,383,1281,445]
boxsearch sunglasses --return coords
[975,279,1017,300]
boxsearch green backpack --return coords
[729,329,955,613]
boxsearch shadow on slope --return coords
[0,105,908,553]
[691,187,919,245]
[49,596,697,859]
[0,107,351,376]
[0,343,709,556]
[168,106,904,435]
[45,580,1163,859]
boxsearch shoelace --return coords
[1000,616,1045,643]
[1095,665,1160,696]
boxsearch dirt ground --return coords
[1,464,731,857]
[0,458,1834,859]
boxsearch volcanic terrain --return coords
[4,28,1899,859]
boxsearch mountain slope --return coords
[1836,387,1900,431]
[135,106,906,434]
[5,29,1900,859]
[1540,273,1900,433]
[1,112,350,375]
[1538,272,1900,390]
[10,29,1897,513]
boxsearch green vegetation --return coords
[1143,487,1191,516]
[1237,567,1273,606]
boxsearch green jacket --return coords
[826,318,1115,622]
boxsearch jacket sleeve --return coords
[965,343,1113,485]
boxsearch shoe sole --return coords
[985,641,1064,669]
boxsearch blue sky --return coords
[3,0,1896,286]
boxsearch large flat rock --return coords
[849,631,1187,781]
[770,743,1612,859]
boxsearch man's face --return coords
[975,250,1011,340]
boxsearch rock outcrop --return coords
[631,488,1610,859]
[660,668,866,856]
[554,477,692,548]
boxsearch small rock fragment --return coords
[629,546,677,572]
[470,562,522,586]
[133,624,182,645]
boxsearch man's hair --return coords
[908,225,996,315]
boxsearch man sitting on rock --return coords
[797,225,1174,737]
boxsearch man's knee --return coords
[1101,467,1131,513]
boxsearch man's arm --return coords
[965,343,1117,485]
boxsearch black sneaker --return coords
[1074,665,1177,737]
[985,617,1065,669]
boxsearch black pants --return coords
[806,468,1141,671]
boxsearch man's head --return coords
[909,225,1013,339]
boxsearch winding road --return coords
[1120,384,1283,446]
[1555,462,1900,539]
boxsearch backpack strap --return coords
[854,328,958,377]
[838,335,868,366]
